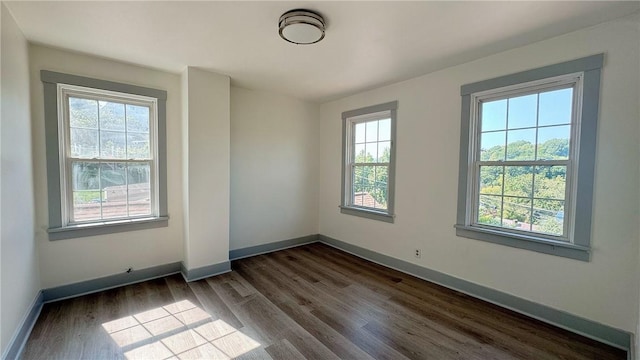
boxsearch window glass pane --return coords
[372,186,387,210]
[126,104,150,133]
[503,196,532,231]
[537,125,570,160]
[72,162,100,191]
[71,162,101,222]
[481,99,507,132]
[377,141,390,162]
[99,101,125,131]
[371,166,381,209]
[354,143,365,162]
[534,166,566,200]
[355,123,366,144]
[539,88,572,126]
[365,121,378,142]
[100,131,126,159]
[72,192,102,222]
[478,195,502,226]
[364,143,376,163]
[70,128,99,158]
[353,165,374,202]
[127,164,151,216]
[479,166,503,195]
[506,128,535,160]
[503,166,533,197]
[356,191,375,208]
[507,94,537,129]
[532,199,565,236]
[353,165,366,194]
[353,193,364,207]
[127,132,150,159]
[372,165,388,209]
[101,162,128,219]
[374,165,388,189]
[480,131,505,161]
[69,98,98,129]
[378,119,391,141]
[362,166,374,192]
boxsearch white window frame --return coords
[466,73,582,242]
[57,84,160,225]
[41,70,169,240]
[340,101,397,223]
[455,54,603,261]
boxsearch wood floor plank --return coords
[308,307,411,360]
[239,255,400,360]
[206,276,253,306]
[163,273,204,309]
[22,243,626,360]
[188,278,244,329]
[265,339,307,360]
[280,328,342,360]
[275,299,375,360]
[204,263,337,360]
[302,243,621,360]
[274,248,350,289]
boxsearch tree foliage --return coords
[479,138,568,235]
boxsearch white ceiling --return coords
[5,1,640,102]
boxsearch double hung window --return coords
[341,101,397,223]
[456,55,603,260]
[60,85,157,223]
[42,71,168,239]
[472,76,578,239]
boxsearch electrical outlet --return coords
[415,249,421,258]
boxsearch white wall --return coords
[0,4,41,355]
[29,45,184,288]
[318,14,640,333]
[182,67,230,270]
[230,87,319,250]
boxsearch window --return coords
[341,101,397,223]
[42,71,168,240]
[456,54,603,261]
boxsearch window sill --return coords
[48,216,169,240]
[454,224,590,261]
[340,206,394,223]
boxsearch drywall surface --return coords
[182,67,230,269]
[0,4,41,355]
[29,45,184,288]
[230,87,319,250]
[318,14,640,332]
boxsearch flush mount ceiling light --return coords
[279,9,325,45]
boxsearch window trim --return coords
[58,84,160,225]
[340,101,398,223]
[455,54,603,261]
[41,70,169,240]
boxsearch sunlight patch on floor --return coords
[102,300,260,359]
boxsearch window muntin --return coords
[58,84,159,225]
[469,74,582,242]
[348,114,392,211]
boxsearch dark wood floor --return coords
[22,243,625,359]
